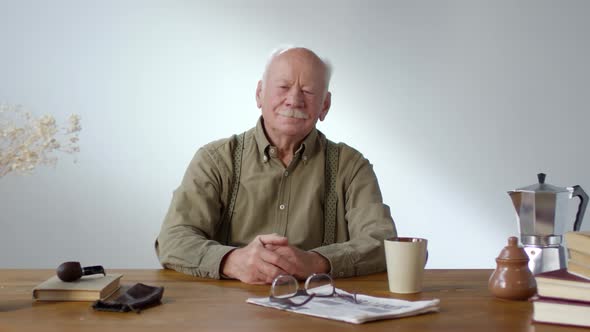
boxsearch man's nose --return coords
[285,87,304,107]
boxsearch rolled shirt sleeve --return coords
[313,147,396,277]
[156,144,235,279]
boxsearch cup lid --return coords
[497,236,529,261]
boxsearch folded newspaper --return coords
[247,285,440,324]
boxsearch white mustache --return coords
[277,109,309,119]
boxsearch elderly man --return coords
[156,47,396,284]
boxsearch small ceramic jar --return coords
[488,236,537,300]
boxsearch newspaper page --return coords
[247,286,440,324]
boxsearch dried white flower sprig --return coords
[0,103,81,178]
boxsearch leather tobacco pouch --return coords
[93,283,164,313]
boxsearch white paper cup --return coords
[384,237,428,294]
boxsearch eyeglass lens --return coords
[305,273,334,296]
[271,274,335,299]
[271,275,299,298]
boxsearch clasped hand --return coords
[221,234,329,284]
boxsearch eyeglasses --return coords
[269,273,358,307]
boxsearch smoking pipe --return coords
[56,261,105,282]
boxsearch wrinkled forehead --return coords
[266,49,328,87]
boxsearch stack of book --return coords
[532,231,590,328]
[565,231,590,279]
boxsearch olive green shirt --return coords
[156,118,396,279]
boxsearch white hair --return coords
[261,45,333,90]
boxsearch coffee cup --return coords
[384,237,428,294]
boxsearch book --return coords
[565,231,590,255]
[532,296,590,328]
[568,261,590,280]
[32,273,122,301]
[247,285,439,324]
[535,268,590,302]
[569,249,590,267]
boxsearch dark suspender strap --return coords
[322,140,339,246]
[219,132,245,245]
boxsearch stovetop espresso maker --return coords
[508,173,588,275]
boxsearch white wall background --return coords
[1,0,589,270]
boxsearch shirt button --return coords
[270,148,276,155]
[284,171,289,177]
[263,156,268,162]
[279,204,285,210]
[302,155,308,161]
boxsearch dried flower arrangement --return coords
[0,103,81,178]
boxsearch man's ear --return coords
[319,91,331,121]
[255,80,263,108]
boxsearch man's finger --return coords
[259,248,296,275]
[251,269,270,285]
[263,244,277,250]
[258,233,289,247]
[258,262,289,282]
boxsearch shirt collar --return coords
[254,117,321,161]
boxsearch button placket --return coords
[273,162,291,236]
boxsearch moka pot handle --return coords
[572,185,588,231]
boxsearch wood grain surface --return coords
[0,269,586,332]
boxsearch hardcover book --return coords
[568,261,590,280]
[569,249,590,267]
[532,296,590,328]
[32,273,122,301]
[565,231,590,255]
[535,268,590,302]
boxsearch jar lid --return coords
[497,236,529,261]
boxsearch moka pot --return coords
[508,173,588,275]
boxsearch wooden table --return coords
[0,269,585,332]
